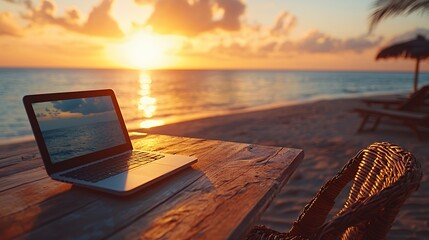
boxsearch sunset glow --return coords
[111,30,180,69]
[137,71,164,128]
[125,32,164,69]
[138,72,156,118]
[106,30,180,70]
[0,0,427,71]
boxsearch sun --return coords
[112,30,180,70]
[124,31,163,69]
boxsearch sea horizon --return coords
[1,68,429,145]
[1,66,429,74]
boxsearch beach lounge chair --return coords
[354,85,429,139]
[361,96,405,109]
[247,142,422,240]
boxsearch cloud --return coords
[0,12,23,37]
[208,42,258,58]
[295,31,341,53]
[387,28,429,45]
[280,31,383,53]
[177,9,382,60]
[52,97,114,116]
[23,0,123,38]
[342,35,383,53]
[270,11,297,37]
[44,106,60,118]
[36,112,47,118]
[201,31,382,60]
[258,41,277,53]
[82,0,123,38]
[216,0,245,31]
[145,0,245,36]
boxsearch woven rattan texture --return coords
[247,142,422,240]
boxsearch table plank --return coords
[0,141,38,160]
[19,138,247,239]
[0,182,100,239]
[1,135,217,239]
[0,134,303,240]
[112,147,303,240]
[0,167,47,192]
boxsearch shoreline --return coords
[1,93,428,239]
[0,91,407,146]
[143,94,428,239]
[127,89,408,131]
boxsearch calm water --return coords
[43,120,125,163]
[1,68,429,143]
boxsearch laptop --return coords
[23,89,197,195]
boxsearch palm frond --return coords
[369,0,429,32]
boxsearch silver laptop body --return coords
[23,89,197,195]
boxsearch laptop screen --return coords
[32,96,127,164]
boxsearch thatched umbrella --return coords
[376,34,429,92]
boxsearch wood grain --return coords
[0,134,303,240]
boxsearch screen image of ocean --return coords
[42,120,126,163]
[1,68,429,144]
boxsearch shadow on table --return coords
[15,167,212,239]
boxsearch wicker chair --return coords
[248,142,422,240]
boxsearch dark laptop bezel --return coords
[23,89,133,175]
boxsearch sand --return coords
[2,95,427,238]
[145,96,429,239]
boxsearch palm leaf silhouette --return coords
[370,0,429,31]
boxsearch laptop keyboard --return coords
[60,151,165,183]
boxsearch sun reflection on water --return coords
[138,72,164,128]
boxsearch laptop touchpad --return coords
[131,163,176,178]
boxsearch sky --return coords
[34,96,119,130]
[0,0,428,71]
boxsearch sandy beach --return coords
[144,96,429,239]
[2,95,427,239]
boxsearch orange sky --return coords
[0,0,428,71]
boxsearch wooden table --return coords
[0,134,303,240]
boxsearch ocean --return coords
[1,68,428,143]
[42,120,126,163]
